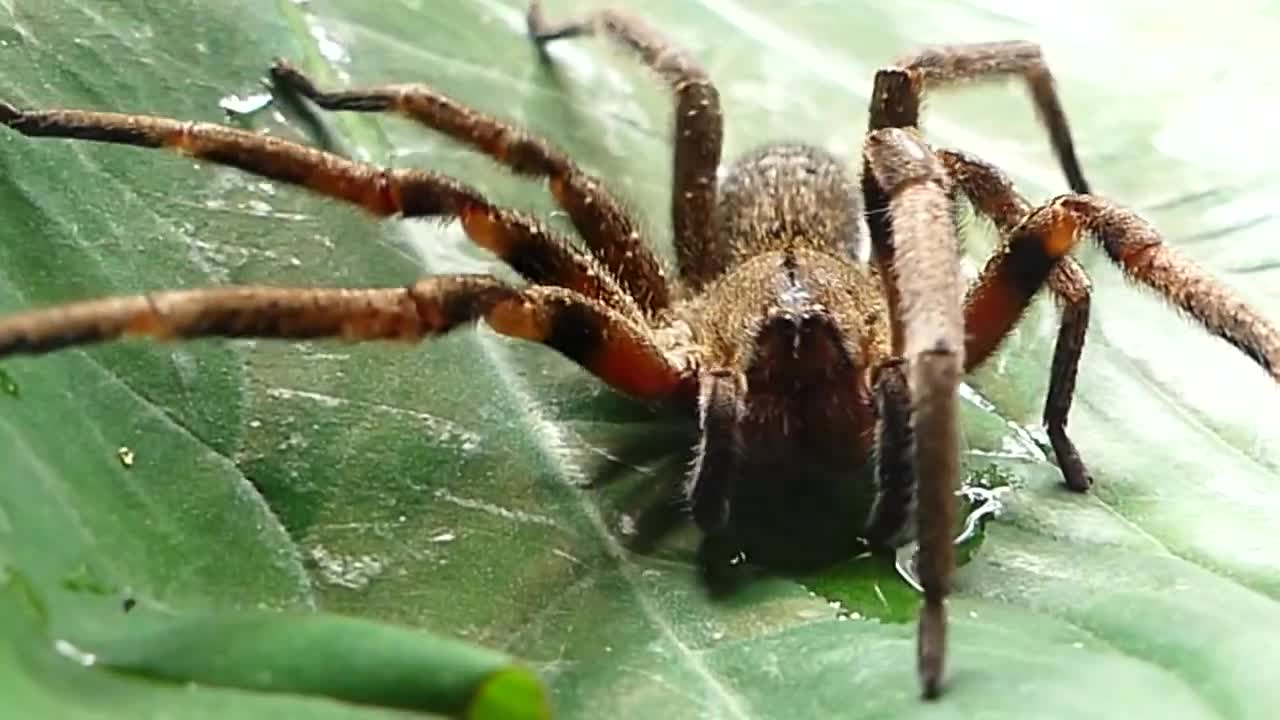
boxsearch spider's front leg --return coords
[865,359,915,547]
[0,102,642,320]
[862,127,964,700]
[0,275,689,400]
[267,60,671,314]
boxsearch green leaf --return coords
[0,569,546,719]
[94,609,546,719]
[1,1,1278,719]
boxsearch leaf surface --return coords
[0,1,1278,718]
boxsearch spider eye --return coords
[745,310,851,388]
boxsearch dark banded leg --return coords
[1043,259,1093,490]
[862,127,963,700]
[866,359,915,547]
[955,183,1280,485]
[938,149,1093,490]
[529,3,726,289]
[269,60,670,314]
[955,186,1280,382]
[869,41,1090,194]
[0,276,688,400]
[0,103,638,318]
[686,369,738,533]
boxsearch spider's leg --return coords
[529,3,726,289]
[1040,260,1092,489]
[0,104,639,318]
[938,149,1093,491]
[953,184,1280,383]
[870,41,1090,194]
[940,152,1280,486]
[1062,194,1280,377]
[686,369,737,533]
[865,359,916,547]
[862,127,963,700]
[269,60,670,314]
[0,276,688,400]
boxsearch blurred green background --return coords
[0,1,1277,718]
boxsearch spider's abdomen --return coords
[714,143,867,269]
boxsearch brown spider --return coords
[0,3,1277,701]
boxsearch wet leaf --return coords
[0,1,1278,718]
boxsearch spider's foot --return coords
[526,2,547,39]
[268,58,319,99]
[526,2,591,49]
[0,101,22,125]
[1049,426,1093,491]
[1063,466,1094,492]
[918,597,946,700]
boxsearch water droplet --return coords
[243,199,274,216]
[218,92,272,116]
[54,639,96,667]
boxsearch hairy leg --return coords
[959,190,1280,382]
[862,127,964,700]
[0,103,640,318]
[1065,194,1280,378]
[270,60,670,314]
[869,41,1090,194]
[686,369,738,533]
[866,359,915,547]
[939,149,1094,490]
[947,166,1280,485]
[0,276,688,400]
[529,3,726,288]
[1042,260,1093,489]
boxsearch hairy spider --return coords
[0,2,1277,701]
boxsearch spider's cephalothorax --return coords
[2,3,1279,701]
[673,143,892,567]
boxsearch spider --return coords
[0,2,1277,701]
